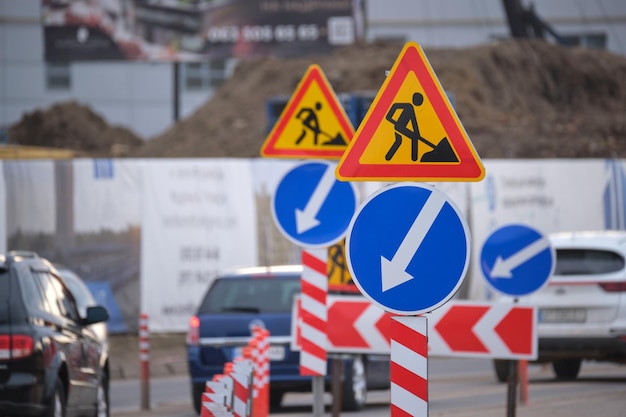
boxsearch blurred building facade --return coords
[1,0,625,139]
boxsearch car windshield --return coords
[198,276,300,314]
[554,248,625,275]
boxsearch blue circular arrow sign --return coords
[272,160,358,248]
[346,183,470,315]
[480,224,554,297]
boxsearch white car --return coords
[494,230,626,381]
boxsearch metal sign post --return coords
[345,183,470,416]
[480,224,555,417]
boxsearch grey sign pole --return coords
[312,375,325,416]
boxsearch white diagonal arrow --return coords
[381,189,446,292]
[296,165,336,234]
[489,236,550,278]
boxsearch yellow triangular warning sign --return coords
[261,65,354,160]
[327,239,360,294]
[336,42,485,182]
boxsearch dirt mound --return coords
[7,40,626,159]
[132,39,626,159]
[7,101,144,157]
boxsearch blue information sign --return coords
[346,183,470,315]
[480,224,554,297]
[272,160,357,248]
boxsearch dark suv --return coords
[186,265,390,414]
[0,251,110,417]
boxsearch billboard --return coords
[42,0,364,61]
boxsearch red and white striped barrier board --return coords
[202,377,232,417]
[202,329,278,417]
[201,393,230,416]
[326,295,393,353]
[428,301,537,359]
[391,316,428,417]
[221,365,235,412]
[232,354,253,417]
[303,297,537,360]
[299,249,328,376]
[231,370,250,417]
[204,381,229,403]
[201,399,231,417]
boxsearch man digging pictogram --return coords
[384,92,459,163]
[328,243,351,287]
[295,102,347,147]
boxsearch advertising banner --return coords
[72,159,143,333]
[251,158,301,266]
[4,158,626,334]
[140,159,257,332]
[42,0,364,61]
[3,160,140,332]
[4,161,56,237]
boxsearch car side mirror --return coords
[84,305,110,326]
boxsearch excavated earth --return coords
[6,39,626,159]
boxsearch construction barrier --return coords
[202,374,233,417]
[251,326,270,417]
[201,328,270,417]
[232,354,253,417]
[299,249,328,376]
[390,316,428,417]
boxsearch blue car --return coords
[185,265,390,413]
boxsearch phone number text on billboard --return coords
[208,24,321,43]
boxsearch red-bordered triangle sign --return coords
[261,65,354,160]
[336,42,485,182]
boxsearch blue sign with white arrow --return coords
[480,224,554,297]
[272,160,358,248]
[346,183,470,315]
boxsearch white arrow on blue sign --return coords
[272,160,358,248]
[480,224,554,297]
[346,183,470,315]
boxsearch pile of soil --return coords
[6,101,144,157]
[7,39,626,159]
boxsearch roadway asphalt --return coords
[108,331,626,417]
[114,402,191,417]
[110,360,626,417]
[109,333,189,380]
[112,387,626,417]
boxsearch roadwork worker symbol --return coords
[295,102,347,147]
[328,243,350,285]
[385,92,459,163]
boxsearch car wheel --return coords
[192,383,204,415]
[46,378,66,417]
[95,372,109,417]
[341,355,367,411]
[493,359,510,383]
[552,359,582,380]
[269,389,284,409]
